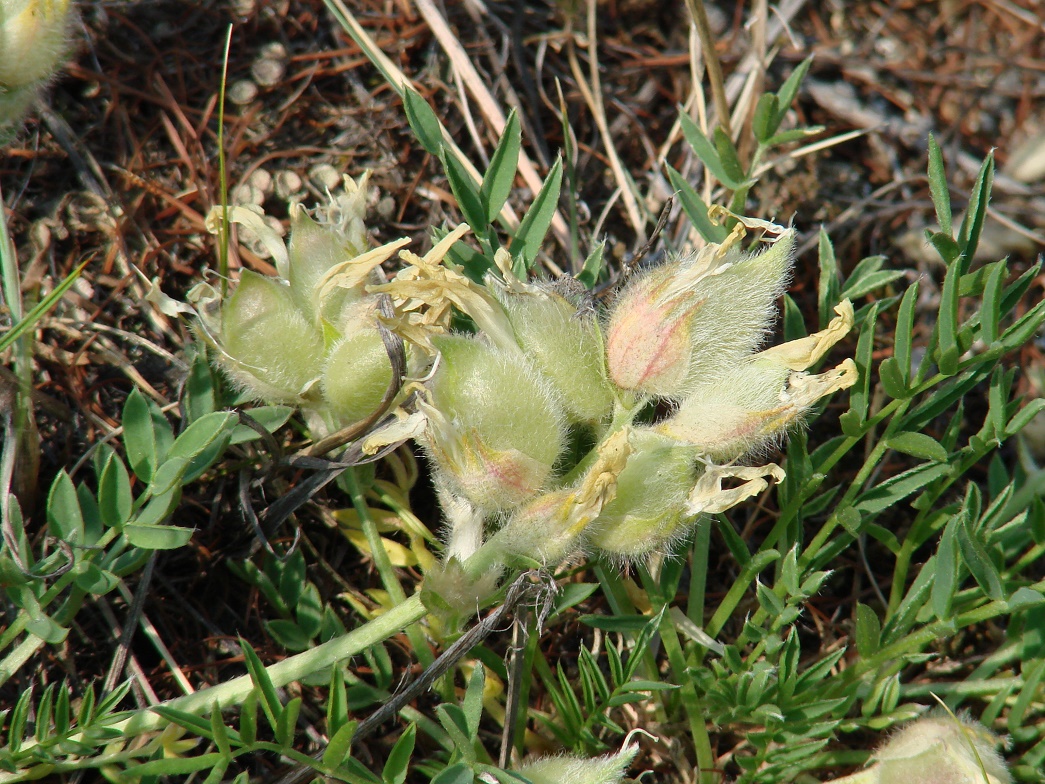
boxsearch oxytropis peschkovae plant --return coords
[7,5,1045,780]
[169,177,858,624]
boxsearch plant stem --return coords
[342,467,434,668]
[657,610,716,784]
[119,594,426,738]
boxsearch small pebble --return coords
[376,195,395,221]
[275,170,304,201]
[310,163,341,192]
[259,42,287,62]
[251,58,285,89]
[230,0,256,18]
[239,215,285,259]
[230,183,264,207]
[227,79,258,106]
[248,168,273,195]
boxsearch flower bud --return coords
[605,230,794,398]
[658,358,856,461]
[499,286,616,423]
[587,430,696,558]
[423,334,566,511]
[321,327,394,427]
[0,0,74,131]
[218,270,324,403]
[826,713,1011,784]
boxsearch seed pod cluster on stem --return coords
[168,179,857,616]
[364,216,857,612]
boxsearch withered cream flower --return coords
[368,225,519,354]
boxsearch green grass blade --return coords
[0,259,89,355]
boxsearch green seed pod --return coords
[321,327,393,427]
[588,430,696,558]
[515,744,638,784]
[425,334,566,512]
[286,206,364,325]
[219,270,324,403]
[500,287,615,423]
[826,713,1011,784]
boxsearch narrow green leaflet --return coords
[841,303,878,432]
[927,133,952,236]
[122,388,173,483]
[462,663,485,737]
[122,522,194,550]
[442,148,488,239]
[885,433,948,462]
[932,516,959,621]
[401,87,444,156]
[275,696,302,748]
[323,721,358,770]
[509,156,562,272]
[229,406,293,445]
[773,56,813,131]
[936,254,962,376]
[980,260,1007,345]
[956,516,1005,600]
[183,350,217,423]
[678,112,746,190]
[854,603,881,657]
[98,454,133,529]
[752,92,780,142]
[576,241,605,289]
[713,127,747,185]
[665,164,728,243]
[957,151,994,269]
[854,463,951,515]
[480,109,521,223]
[240,639,283,731]
[46,470,85,545]
[817,229,840,329]
[0,259,90,355]
[893,281,919,383]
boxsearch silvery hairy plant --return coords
[157,176,857,620]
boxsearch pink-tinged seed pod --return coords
[218,270,324,403]
[604,231,795,398]
[604,264,699,396]
[424,334,566,512]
